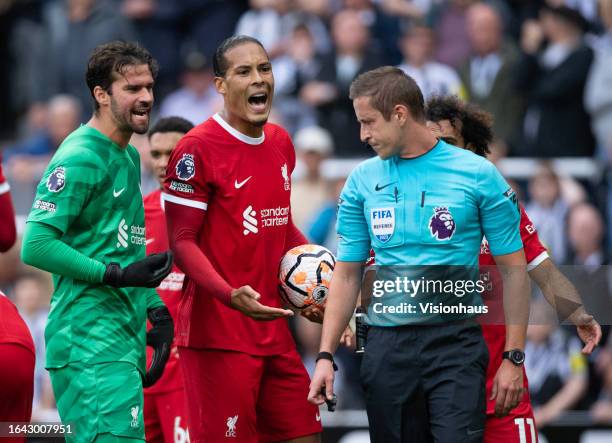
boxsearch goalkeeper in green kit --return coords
[21,41,174,442]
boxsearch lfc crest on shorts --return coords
[176,154,195,181]
[429,206,456,240]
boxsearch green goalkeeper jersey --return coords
[27,125,159,373]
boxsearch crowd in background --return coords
[1,0,612,429]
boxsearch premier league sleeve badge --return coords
[46,166,66,193]
[176,154,196,181]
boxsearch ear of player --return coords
[103,251,174,288]
[142,306,174,388]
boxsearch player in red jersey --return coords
[163,35,322,442]
[0,154,36,442]
[425,95,601,443]
[143,117,194,443]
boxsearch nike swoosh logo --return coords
[375,182,395,191]
[235,176,252,189]
[113,187,126,198]
[315,414,321,422]
[145,238,154,245]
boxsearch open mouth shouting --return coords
[247,91,269,114]
[131,107,150,124]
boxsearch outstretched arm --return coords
[165,199,292,320]
[530,258,602,354]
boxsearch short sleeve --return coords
[336,170,370,262]
[163,135,211,211]
[519,205,549,269]
[27,152,105,234]
[476,160,522,256]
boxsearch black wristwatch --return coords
[316,352,338,371]
[502,349,525,366]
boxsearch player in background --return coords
[143,117,194,443]
[0,155,35,443]
[425,95,601,442]
[163,35,322,442]
[21,41,174,442]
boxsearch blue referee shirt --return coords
[336,140,522,325]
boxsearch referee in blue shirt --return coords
[308,67,530,442]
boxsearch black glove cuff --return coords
[316,351,338,371]
[148,306,172,324]
[103,262,121,287]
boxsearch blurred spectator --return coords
[301,9,383,157]
[13,274,56,420]
[307,176,346,253]
[547,0,600,25]
[184,0,247,62]
[285,0,332,55]
[397,23,463,100]
[525,162,569,264]
[431,0,477,67]
[120,0,183,99]
[461,2,524,153]
[235,0,292,59]
[272,24,321,134]
[5,95,81,215]
[376,0,434,63]
[584,0,612,161]
[158,51,221,125]
[568,203,606,268]
[565,203,612,344]
[5,95,81,159]
[590,352,612,423]
[33,0,137,118]
[525,300,588,428]
[290,126,333,231]
[515,5,595,157]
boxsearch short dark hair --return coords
[148,117,194,139]
[425,95,493,157]
[86,41,158,111]
[349,66,425,122]
[213,35,267,77]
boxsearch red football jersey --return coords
[479,204,548,415]
[163,114,296,355]
[0,291,35,354]
[143,189,185,394]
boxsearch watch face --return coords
[511,350,525,364]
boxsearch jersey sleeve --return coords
[476,160,522,256]
[336,170,371,262]
[163,135,211,211]
[27,150,106,234]
[519,205,549,270]
[0,157,17,252]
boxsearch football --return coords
[278,244,336,310]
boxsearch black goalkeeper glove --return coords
[104,251,173,288]
[142,306,174,388]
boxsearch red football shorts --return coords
[0,343,35,443]
[179,347,322,442]
[485,403,538,443]
[144,387,189,443]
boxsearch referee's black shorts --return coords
[360,319,489,443]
